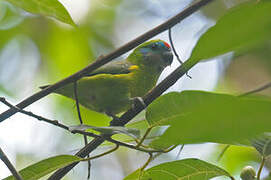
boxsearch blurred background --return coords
[0,0,270,179]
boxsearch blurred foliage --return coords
[5,0,75,26]
[218,145,260,175]
[218,40,271,96]
[1,0,271,180]
[0,1,24,30]
[189,0,271,64]
[200,0,249,20]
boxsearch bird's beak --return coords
[162,51,173,66]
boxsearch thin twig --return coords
[163,145,178,153]
[3,99,167,154]
[136,127,152,148]
[0,147,23,180]
[239,82,271,97]
[73,130,170,153]
[257,157,265,180]
[138,153,153,179]
[176,144,185,160]
[73,82,91,179]
[151,145,178,163]
[168,28,183,65]
[73,82,83,124]
[81,145,119,161]
[141,153,153,171]
[0,97,69,130]
[0,97,168,154]
[168,28,192,79]
[217,144,230,162]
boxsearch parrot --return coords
[41,39,173,118]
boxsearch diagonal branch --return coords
[0,147,23,180]
[0,0,213,123]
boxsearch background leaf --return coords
[5,0,75,25]
[189,0,271,63]
[4,155,82,180]
[124,158,232,180]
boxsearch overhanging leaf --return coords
[69,124,141,139]
[124,158,232,180]
[189,0,271,63]
[4,155,82,180]
[5,0,75,26]
[146,91,271,148]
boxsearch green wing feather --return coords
[87,59,134,76]
[40,59,134,89]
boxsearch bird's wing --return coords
[87,59,134,76]
[39,60,134,89]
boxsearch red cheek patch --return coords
[163,42,171,49]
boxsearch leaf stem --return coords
[136,127,152,148]
[217,144,230,162]
[82,145,119,161]
[141,153,153,171]
[257,157,265,180]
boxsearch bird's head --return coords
[128,39,173,71]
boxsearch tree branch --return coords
[0,97,167,153]
[0,147,23,180]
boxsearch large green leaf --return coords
[5,0,75,26]
[189,0,271,63]
[146,91,271,148]
[4,155,82,180]
[124,158,232,180]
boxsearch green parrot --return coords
[41,39,173,117]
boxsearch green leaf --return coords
[124,158,232,180]
[189,0,271,63]
[69,125,141,139]
[146,91,271,148]
[251,133,271,158]
[4,155,82,180]
[5,0,75,26]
